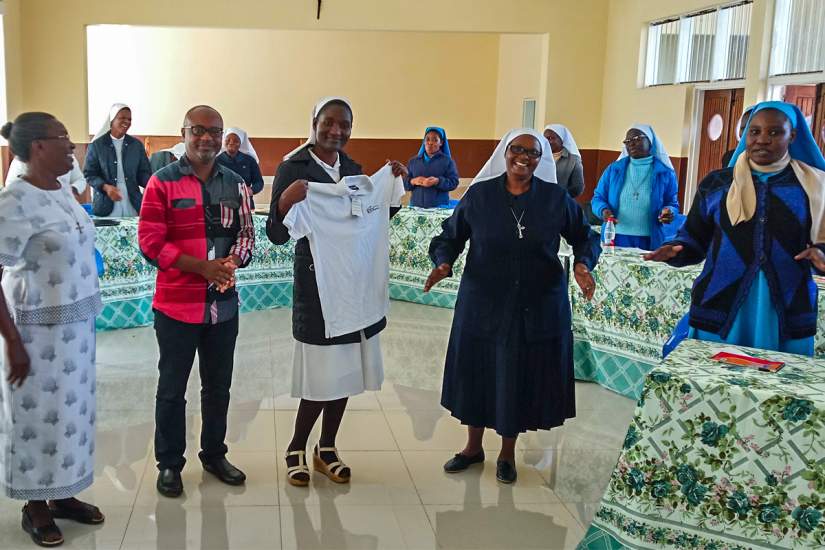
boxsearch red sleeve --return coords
[138,175,183,270]
[229,182,255,267]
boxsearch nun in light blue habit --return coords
[650,101,825,356]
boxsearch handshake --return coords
[199,257,239,293]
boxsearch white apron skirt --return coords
[0,318,96,500]
[291,331,383,401]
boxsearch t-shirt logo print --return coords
[366,205,380,214]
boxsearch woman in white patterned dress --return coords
[0,113,104,547]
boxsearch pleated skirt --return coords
[440,316,576,438]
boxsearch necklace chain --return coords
[510,207,526,239]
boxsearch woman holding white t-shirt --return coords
[266,97,408,486]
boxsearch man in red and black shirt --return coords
[139,105,254,497]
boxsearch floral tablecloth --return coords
[578,339,825,550]
[388,207,465,308]
[95,215,294,330]
[95,209,462,330]
[569,247,825,399]
[569,247,701,399]
[95,211,825,401]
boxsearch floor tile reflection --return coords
[41,303,637,549]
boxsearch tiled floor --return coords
[0,301,636,549]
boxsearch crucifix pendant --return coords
[517,223,525,239]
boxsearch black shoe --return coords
[496,460,517,484]
[156,468,183,497]
[202,457,247,486]
[443,450,485,473]
[21,505,64,547]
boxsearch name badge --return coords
[351,197,363,217]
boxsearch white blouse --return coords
[0,176,102,324]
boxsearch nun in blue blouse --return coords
[591,124,681,250]
[424,128,601,484]
[404,127,460,208]
[645,101,825,356]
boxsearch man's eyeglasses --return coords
[622,135,649,146]
[183,125,223,138]
[508,145,542,159]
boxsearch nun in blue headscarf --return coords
[404,126,460,208]
[645,101,825,356]
[591,124,681,250]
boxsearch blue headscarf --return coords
[725,100,825,244]
[418,127,451,162]
[727,101,825,170]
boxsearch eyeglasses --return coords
[622,135,649,146]
[34,134,71,142]
[508,145,542,159]
[183,125,223,137]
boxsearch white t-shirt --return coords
[5,157,87,195]
[284,164,405,338]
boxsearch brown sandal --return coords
[313,446,351,484]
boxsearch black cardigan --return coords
[266,147,388,345]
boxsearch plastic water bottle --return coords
[603,217,616,253]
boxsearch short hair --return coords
[182,105,222,127]
[0,112,57,162]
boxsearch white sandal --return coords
[313,446,351,484]
[285,450,310,487]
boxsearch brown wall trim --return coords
[139,136,500,180]
[2,139,689,210]
[579,149,689,208]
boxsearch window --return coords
[0,11,6,147]
[645,18,680,86]
[770,0,825,77]
[521,99,536,129]
[644,1,752,86]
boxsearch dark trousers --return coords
[153,310,239,471]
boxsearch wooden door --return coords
[726,88,746,149]
[696,88,744,183]
[811,84,825,156]
[785,84,825,157]
[784,85,817,121]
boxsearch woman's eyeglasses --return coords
[622,135,648,146]
[508,145,542,159]
[183,125,223,138]
[35,134,71,142]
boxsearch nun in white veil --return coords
[543,123,584,198]
[265,96,409,488]
[216,126,265,196]
[84,103,152,217]
[425,128,600,484]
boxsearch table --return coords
[95,216,294,330]
[96,210,825,399]
[569,247,700,399]
[578,339,825,550]
[570,248,825,399]
[95,209,463,330]
[388,207,464,308]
